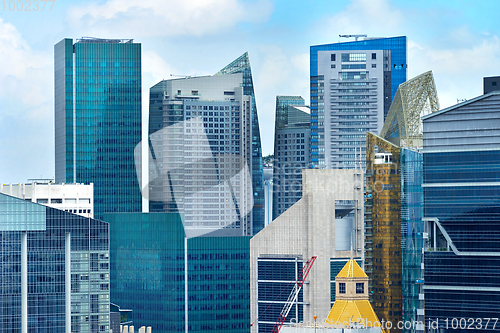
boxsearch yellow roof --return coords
[325,300,385,332]
[336,259,367,278]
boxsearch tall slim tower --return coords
[215,53,265,234]
[54,37,142,219]
[272,96,310,221]
[309,36,407,169]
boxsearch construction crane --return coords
[339,34,367,41]
[271,255,317,333]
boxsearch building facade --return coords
[147,74,254,236]
[272,96,310,220]
[105,212,250,333]
[215,53,265,235]
[422,91,500,332]
[54,37,142,219]
[0,193,109,333]
[251,169,364,333]
[310,36,407,169]
[0,182,94,218]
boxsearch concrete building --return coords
[147,74,254,236]
[421,91,500,331]
[309,36,407,169]
[0,193,109,333]
[273,96,310,220]
[0,181,94,218]
[251,169,364,333]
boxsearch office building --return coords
[147,74,254,236]
[105,212,250,333]
[484,76,500,94]
[0,193,109,333]
[251,169,364,333]
[272,96,310,220]
[215,53,265,234]
[364,72,438,331]
[263,167,273,226]
[310,36,407,169]
[422,91,500,332]
[0,181,94,218]
[54,37,142,220]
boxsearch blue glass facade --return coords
[106,212,251,333]
[54,38,142,220]
[423,150,500,332]
[400,148,424,332]
[310,36,407,168]
[0,193,110,333]
[215,53,265,235]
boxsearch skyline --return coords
[2,0,500,183]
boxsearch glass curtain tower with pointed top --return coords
[215,52,265,234]
[54,38,142,220]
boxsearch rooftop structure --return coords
[0,182,94,218]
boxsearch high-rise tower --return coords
[310,36,407,169]
[215,53,265,234]
[272,96,310,220]
[54,37,142,219]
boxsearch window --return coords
[372,64,376,68]
[331,64,336,68]
[331,54,336,61]
[493,81,497,86]
[339,282,346,293]
[372,53,376,60]
[51,198,62,204]
[356,283,364,294]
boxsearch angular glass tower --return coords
[215,53,265,234]
[310,36,407,168]
[54,37,142,219]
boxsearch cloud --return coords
[0,18,52,117]
[409,34,500,108]
[66,0,273,38]
[320,0,404,36]
[0,19,54,183]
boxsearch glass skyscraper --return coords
[0,193,110,333]
[105,212,251,333]
[310,36,407,168]
[422,91,500,332]
[272,96,310,220]
[215,53,265,235]
[54,37,142,220]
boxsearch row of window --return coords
[338,282,364,294]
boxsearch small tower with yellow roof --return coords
[325,246,386,332]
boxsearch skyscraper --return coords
[54,37,142,219]
[148,74,254,236]
[310,36,407,169]
[422,91,500,332]
[215,53,265,234]
[0,193,109,333]
[272,96,310,220]
[105,212,251,333]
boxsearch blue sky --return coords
[1,0,500,183]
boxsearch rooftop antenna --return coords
[350,232,353,260]
[339,34,367,41]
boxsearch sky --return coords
[1,0,500,183]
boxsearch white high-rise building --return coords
[146,74,254,236]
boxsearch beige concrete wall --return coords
[251,169,364,332]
